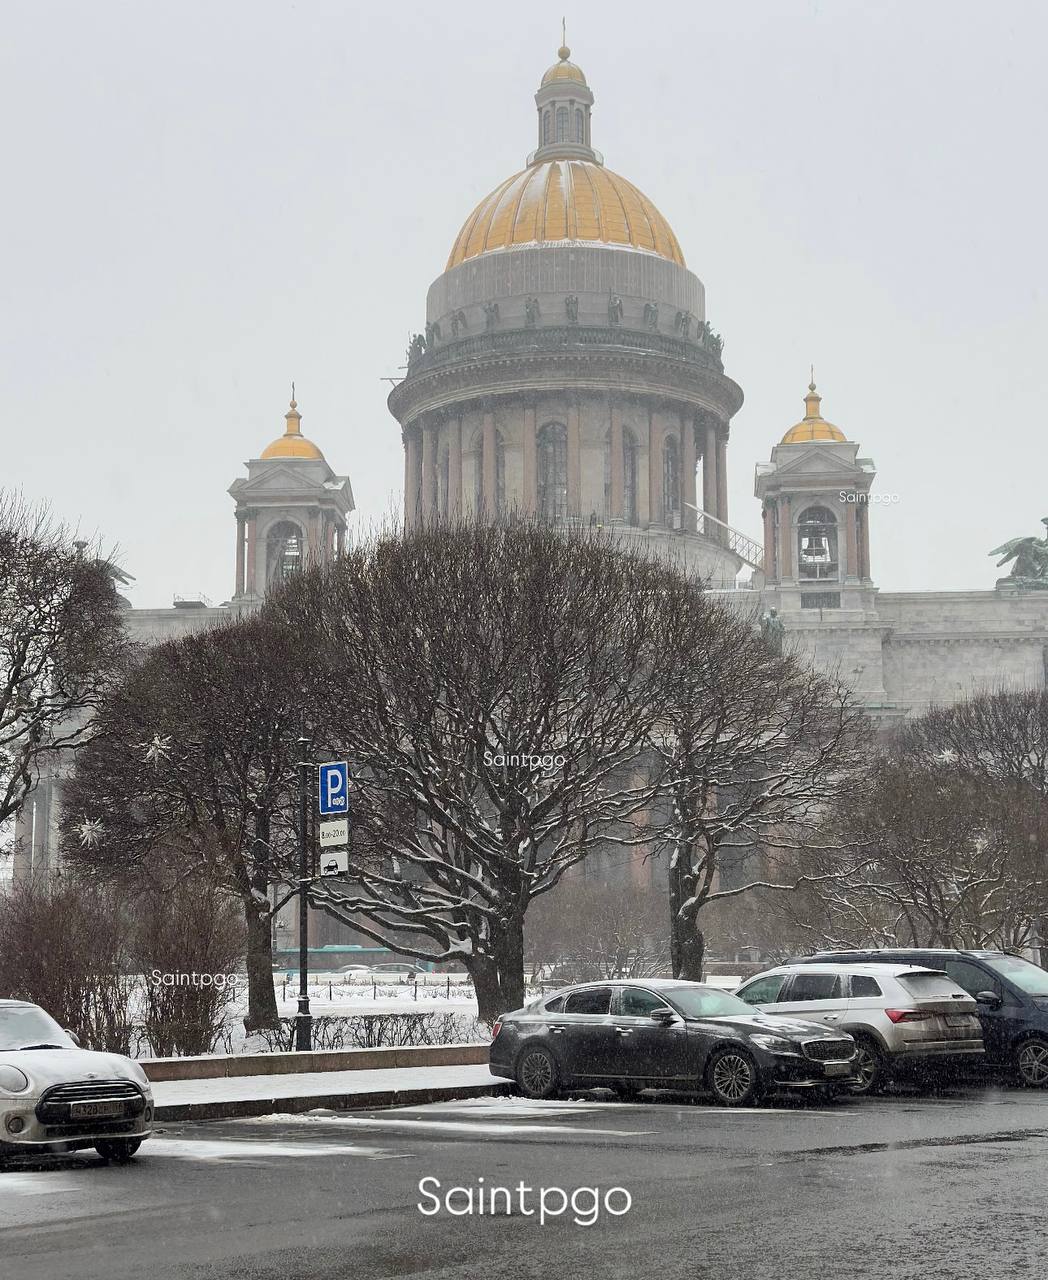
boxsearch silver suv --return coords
[735,963,983,1095]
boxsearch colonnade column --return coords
[404,429,422,529]
[449,416,463,517]
[244,509,258,595]
[567,398,581,516]
[647,409,661,526]
[702,421,718,539]
[779,496,793,579]
[681,415,697,533]
[715,431,728,532]
[482,406,496,513]
[762,503,776,581]
[858,506,871,579]
[234,513,246,596]
[522,399,537,512]
[844,499,858,578]
[610,398,624,520]
[421,420,437,520]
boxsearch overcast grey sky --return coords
[3,1,1045,606]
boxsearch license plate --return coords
[69,1101,125,1120]
[945,1015,971,1027]
[824,1062,850,1077]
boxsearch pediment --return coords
[771,447,860,480]
[236,462,330,494]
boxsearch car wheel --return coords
[1014,1037,1048,1088]
[516,1046,562,1100]
[848,1038,885,1096]
[706,1048,762,1107]
[95,1139,142,1164]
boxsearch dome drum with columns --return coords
[389,44,744,585]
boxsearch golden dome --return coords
[780,382,847,444]
[447,159,685,269]
[541,45,587,85]
[260,398,325,461]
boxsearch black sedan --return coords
[490,979,859,1106]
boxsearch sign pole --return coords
[295,736,313,1052]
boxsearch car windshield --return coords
[663,987,756,1019]
[0,1005,75,1051]
[982,955,1048,995]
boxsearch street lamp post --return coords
[295,736,313,1052]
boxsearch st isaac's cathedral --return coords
[13,43,1048,877]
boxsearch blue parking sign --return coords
[317,761,350,815]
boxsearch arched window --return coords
[537,422,568,520]
[542,110,551,144]
[797,505,839,580]
[623,428,638,526]
[556,106,569,142]
[266,520,304,584]
[662,435,680,524]
[575,108,584,143]
[474,430,506,514]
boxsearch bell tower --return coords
[755,379,878,609]
[228,394,354,604]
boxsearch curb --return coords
[154,1079,512,1122]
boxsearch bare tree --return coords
[0,492,128,828]
[644,577,869,980]
[60,615,307,1031]
[525,879,671,981]
[269,521,670,1022]
[788,746,1048,951]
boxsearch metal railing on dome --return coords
[405,324,724,376]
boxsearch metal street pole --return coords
[295,736,313,1052]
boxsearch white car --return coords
[0,1000,153,1164]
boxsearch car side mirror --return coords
[65,1029,81,1046]
[975,991,1002,1008]
[650,1008,677,1025]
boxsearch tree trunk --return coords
[467,916,527,1023]
[242,901,280,1032]
[668,838,705,981]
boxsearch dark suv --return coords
[794,949,1048,1087]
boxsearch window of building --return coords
[563,987,612,1015]
[542,110,551,144]
[797,505,839,581]
[556,106,569,142]
[265,521,304,584]
[537,422,568,520]
[662,435,680,523]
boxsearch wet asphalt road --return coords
[2,1083,1047,1280]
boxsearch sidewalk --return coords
[152,1063,509,1121]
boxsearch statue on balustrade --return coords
[990,517,1048,589]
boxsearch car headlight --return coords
[748,1033,799,1054]
[126,1061,151,1089]
[0,1066,31,1093]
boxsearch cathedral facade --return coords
[11,44,1048,881]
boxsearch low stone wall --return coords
[141,1042,489,1082]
